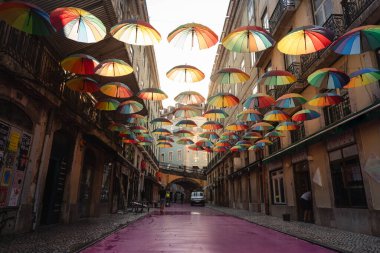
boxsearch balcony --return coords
[341,0,376,28]
[323,92,352,126]
[269,0,298,35]
[268,138,281,155]
[290,122,306,143]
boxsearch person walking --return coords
[180,192,184,204]
[300,190,312,222]
[159,187,166,214]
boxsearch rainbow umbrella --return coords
[220,132,239,140]
[265,131,285,138]
[167,22,218,50]
[255,142,269,149]
[244,93,275,108]
[260,70,297,86]
[0,1,55,36]
[166,65,205,83]
[61,54,99,75]
[152,128,172,136]
[100,82,133,98]
[150,117,172,126]
[256,139,273,146]
[248,145,263,151]
[215,140,233,147]
[237,109,262,122]
[177,138,194,145]
[230,145,247,152]
[263,110,290,122]
[138,88,168,101]
[50,7,106,43]
[252,122,274,131]
[174,106,201,118]
[95,99,120,111]
[292,109,321,121]
[308,93,343,107]
[277,25,334,55]
[203,109,229,120]
[157,136,174,143]
[201,121,223,130]
[211,68,250,85]
[199,131,220,140]
[118,100,144,114]
[176,119,197,127]
[275,122,299,131]
[188,144,204,151]
[174,91,205,105]
[157,142,173,148]
[130,126,148,133]
[207,93,240,108]
[332,25,380,55]
[222,26,275,53]
[275,93,307,108]
[213,146,228,152]
[226,122,249,131]
[345,68,380,88]
[138,141,153,146]
[66,77,99,93]
[122,136,139,144]
[196,139,214,148]
[110,19,161,46]
[108,122,128,132]
[122,114,147,124]
[307,68,350,89]
[174,129,194,137]
[243,132,262,140]
[95,59,133,77]
[236,140,252,147]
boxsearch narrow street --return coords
[82,205,334,253]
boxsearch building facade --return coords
[206,0,380,236]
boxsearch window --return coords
[312,0,333,26]
[261,8,269,31]
[178,150,182,160]
[169,152,173,161]
[248,0,255,24]
[329,144,367,208]
[160,153,164,162]
[270,170,286,204]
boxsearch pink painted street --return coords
[82,205,334,253]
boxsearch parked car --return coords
[190,191,205,206]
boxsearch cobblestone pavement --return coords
[0,210,152,253]
[208,205,380,253]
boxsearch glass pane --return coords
[323,0,333,22]
[280,177,285,203]
[313,0,323,9]
[315,9,324,25]
[329,150,342,161]
[343,145,358,158]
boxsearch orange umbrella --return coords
[95,59,133,77]
[100,82,133,98]
[207,93,239,108]
[166,65,205,83]
[66,77,99,93]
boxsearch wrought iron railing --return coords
[323,92,352,126]
[290,122,306,143]
[341,0,375,28]
[159,162,207,178]
[269,0,296,33]
[286,62,302,80]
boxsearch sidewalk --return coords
[208,205,380,253]
[0,210,152,253]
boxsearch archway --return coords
[167,178,202,203]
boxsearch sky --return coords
[146,0,230,108]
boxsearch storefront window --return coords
[270,169,286,204]
[100,163,112,202]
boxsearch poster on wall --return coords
[0,167,12,187]
[8,170,25,206]
[17,134,31,171]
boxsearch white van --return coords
[190,191,205,206]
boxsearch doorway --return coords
[79,149,96,218]
[293,160,313,222]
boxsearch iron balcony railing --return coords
[324,91,352,126]
[159,162,207,178]
[290,122,306,143]
[341,0,376,28]
[286,62,302,80]
[269,0,296,33]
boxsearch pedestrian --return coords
[165,190,171,207]
[180,192,184,204]
[159,186,166,214]
[300,190,312,222]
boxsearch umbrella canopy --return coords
[150,117,172,126]
[259,70,297,86]
[244,93,275,108]
[188,144,204,151]
[236,140,252,147]
[264,131,285,138]
[175,119,197,127]
[138,141,153,146]
[196,139,214,148]
[61,54,99,75]
[174,91,205,105]
[152,128,172,136]
[95,59,133,77]
[213,146,228,152]
[166,65,205,83]
[118,100,144,114]
[50,7,106,43]
[230,145,247,152]
[256,139,273,146]
[122,135,139,144]
[174,106,201,118]
[220,132,239,140]
[225,122,249,131]
[66,77,99,93]
[110,19,161,46]
[203,109,229,120]
[108,122,128,132]
[201,121,223,130]
[222,26,275,53]
[292,109,321,121]
[211,68,250,85]
[0,1,55,36]
[157,142,173,148]
[138,88,168,101]
[307,68,350,89]
[173,129,194,137]
[332,25,380,55]
[122,114,147,124]
[207,93,240,108]
[275,121,299,131]
[100,82,133,98]
[248,144,263,151]
[345,68,380,88]
[237,109,262,122]
[167,22,218,50]
[275,93,307,108]
[95,99,120,111]
[252,122,274,131]
[177,138,194,145]
[215,139,233,147]
[263,110,290,122]
[308,93,343,107]
[199,131,220,140]
[243,132,262,140]
[130,125,148,133]
[157,136,174,143]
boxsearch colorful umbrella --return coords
[150,117,172,126]
[166,65,205,83]
[332,25,380,55]
[252,122,274,131]
[176,119,197,128]
[201,121,223,130]
[61,54,99,75]
[260,70,297,86]
[345,68,380,88]
[307,68,350,89]
[137,135,154,144]
[130,125,148,133]
[95,59,133,77]
[230,145,247,152]
[207,93,240,108]
[122,135,139,144]
[263,110,290,122]
[248,145,263,151]
[174,91,205,105]
[95,99,120,111]
[174,106,201,118]
[110,19,161,46]
[213,146,228,152]
[196,139,214,148]
[122,114,147,124]
[199,131,220,140]
[203,109,229,120]
[226,122,249,131]
[265,131,285,138]
[211,68,250,85]
[174,129,194,137]
[108,122,128,132]
[256,139,273,146]
[243,132,262,140]
[0,1,55,36]
[152,128,172,136]
[100,82,133,98]
[275,121,299,131]
[188,144,204,151]
[50,7,106,43]
[308,93,343,107]
[236,140,252,147]
[222,26,275,53]
[157,142,173,148]
[292,109,321,121]
[220,132,239,140]
[138,141,153,146]
[66,77,99,93]
[237,109,262,122]
[138,88,168,101]
[243,93,275,108]
[167,22,218,50]
[275,93,307,108]
[177,138,194,145]
[157,136,174,143]
[277,25,334,55]
[118,100,144,114]
[215,139,233,147]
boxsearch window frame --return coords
[168,151,173,161]
[270,169,286,205]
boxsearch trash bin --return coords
[282,213,290,221]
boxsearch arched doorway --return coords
[167,178,202,203]
[79,149,97,217]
